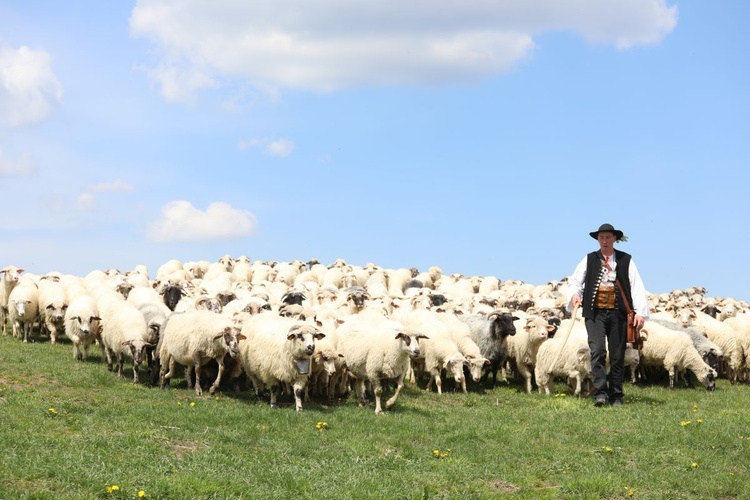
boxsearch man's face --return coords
[598,232,616,253]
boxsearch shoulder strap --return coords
[615,279,633,314]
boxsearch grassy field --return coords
[0,334,748,499]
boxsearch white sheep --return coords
[37,277,68,344]
[688,308,743,383]
[64,295,101,360]
[638,320,717,390]
[8,277,39,342]
[1,265,25,336]
[338,317,427,414]
[505,315,552,394]
[401,310,467,394]
[534,328,591,396]
[159,310,245,395]
[100,302,157,384]
[236,315,324,411]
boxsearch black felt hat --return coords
[589,223,624,241]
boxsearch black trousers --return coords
[585,308,627,401]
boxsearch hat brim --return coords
[590,230,624,240]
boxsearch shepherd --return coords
[566,223,649,408]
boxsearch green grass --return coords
[1,334,749,499]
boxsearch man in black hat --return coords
[567,223,649,407]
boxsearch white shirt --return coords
[566,253,650,318]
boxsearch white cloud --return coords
[130,0,676,99]
[239,137,295,157]
[147,200,258,243]
[75,192,97,212]
[0,45,63,127]
[0,150,36,176]
[266,139,295,157]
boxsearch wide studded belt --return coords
[594,285,616,309]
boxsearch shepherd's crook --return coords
[550,302,580,369]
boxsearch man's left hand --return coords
[634,315,646,331]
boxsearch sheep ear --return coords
[417,335,430,340]
[213,333,224,340]
[395,332,408,342]
[484,358,491,366]
[314,333,326,340]
[237,334,247,341]
[121,340,132,346]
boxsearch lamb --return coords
[1,265,25,336]
[159,310,245,395]
[37,277,68,344]
[63,295,101,360]
[639,320,717,390]
[8,277,39,342]
[688,308,743,383]
[458,310,519,386]
[648,317,723,373]
[534,327,591,396]
[138,303,168,367]
[401,310,466,394]
[437,311,489,392]
[338,318,427,414]
[505,315,552,394]
[100,302,157,384]
[235,315,324,411]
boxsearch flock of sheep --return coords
[1,257,749,413]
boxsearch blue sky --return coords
[1,1,748,302]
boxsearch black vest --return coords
[582,249,633,320]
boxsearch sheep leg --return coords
[293,379,306,412]
[132,359,140,385]
[116,352,124,378]
[49,325,57,345]
[385,374,405,411]
[194,364,203,396]
[73,341,81,361]
[270,386,279,408]
[572,372,582,396]
[433,370,443,395]
[354,379,367,407]
[105,347,114,372]
[372,379,384,415]
[209,358,224,395]
[161,357,175,388]
[668,368,675,389]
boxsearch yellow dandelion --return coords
[190,401,196,407]
[692,404,698,413]
[177,402,182,406]
[106,486,113,494]
[215,396,219,401]
[138,491,146,498]
[680,420,691,427]
[691,462,698,468]
[112,485,120,491]
[628,489,634,496]
[433,449,440,456]
[697,419,703,424]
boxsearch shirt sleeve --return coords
[628,259,649,318]
[565,256,587,312]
